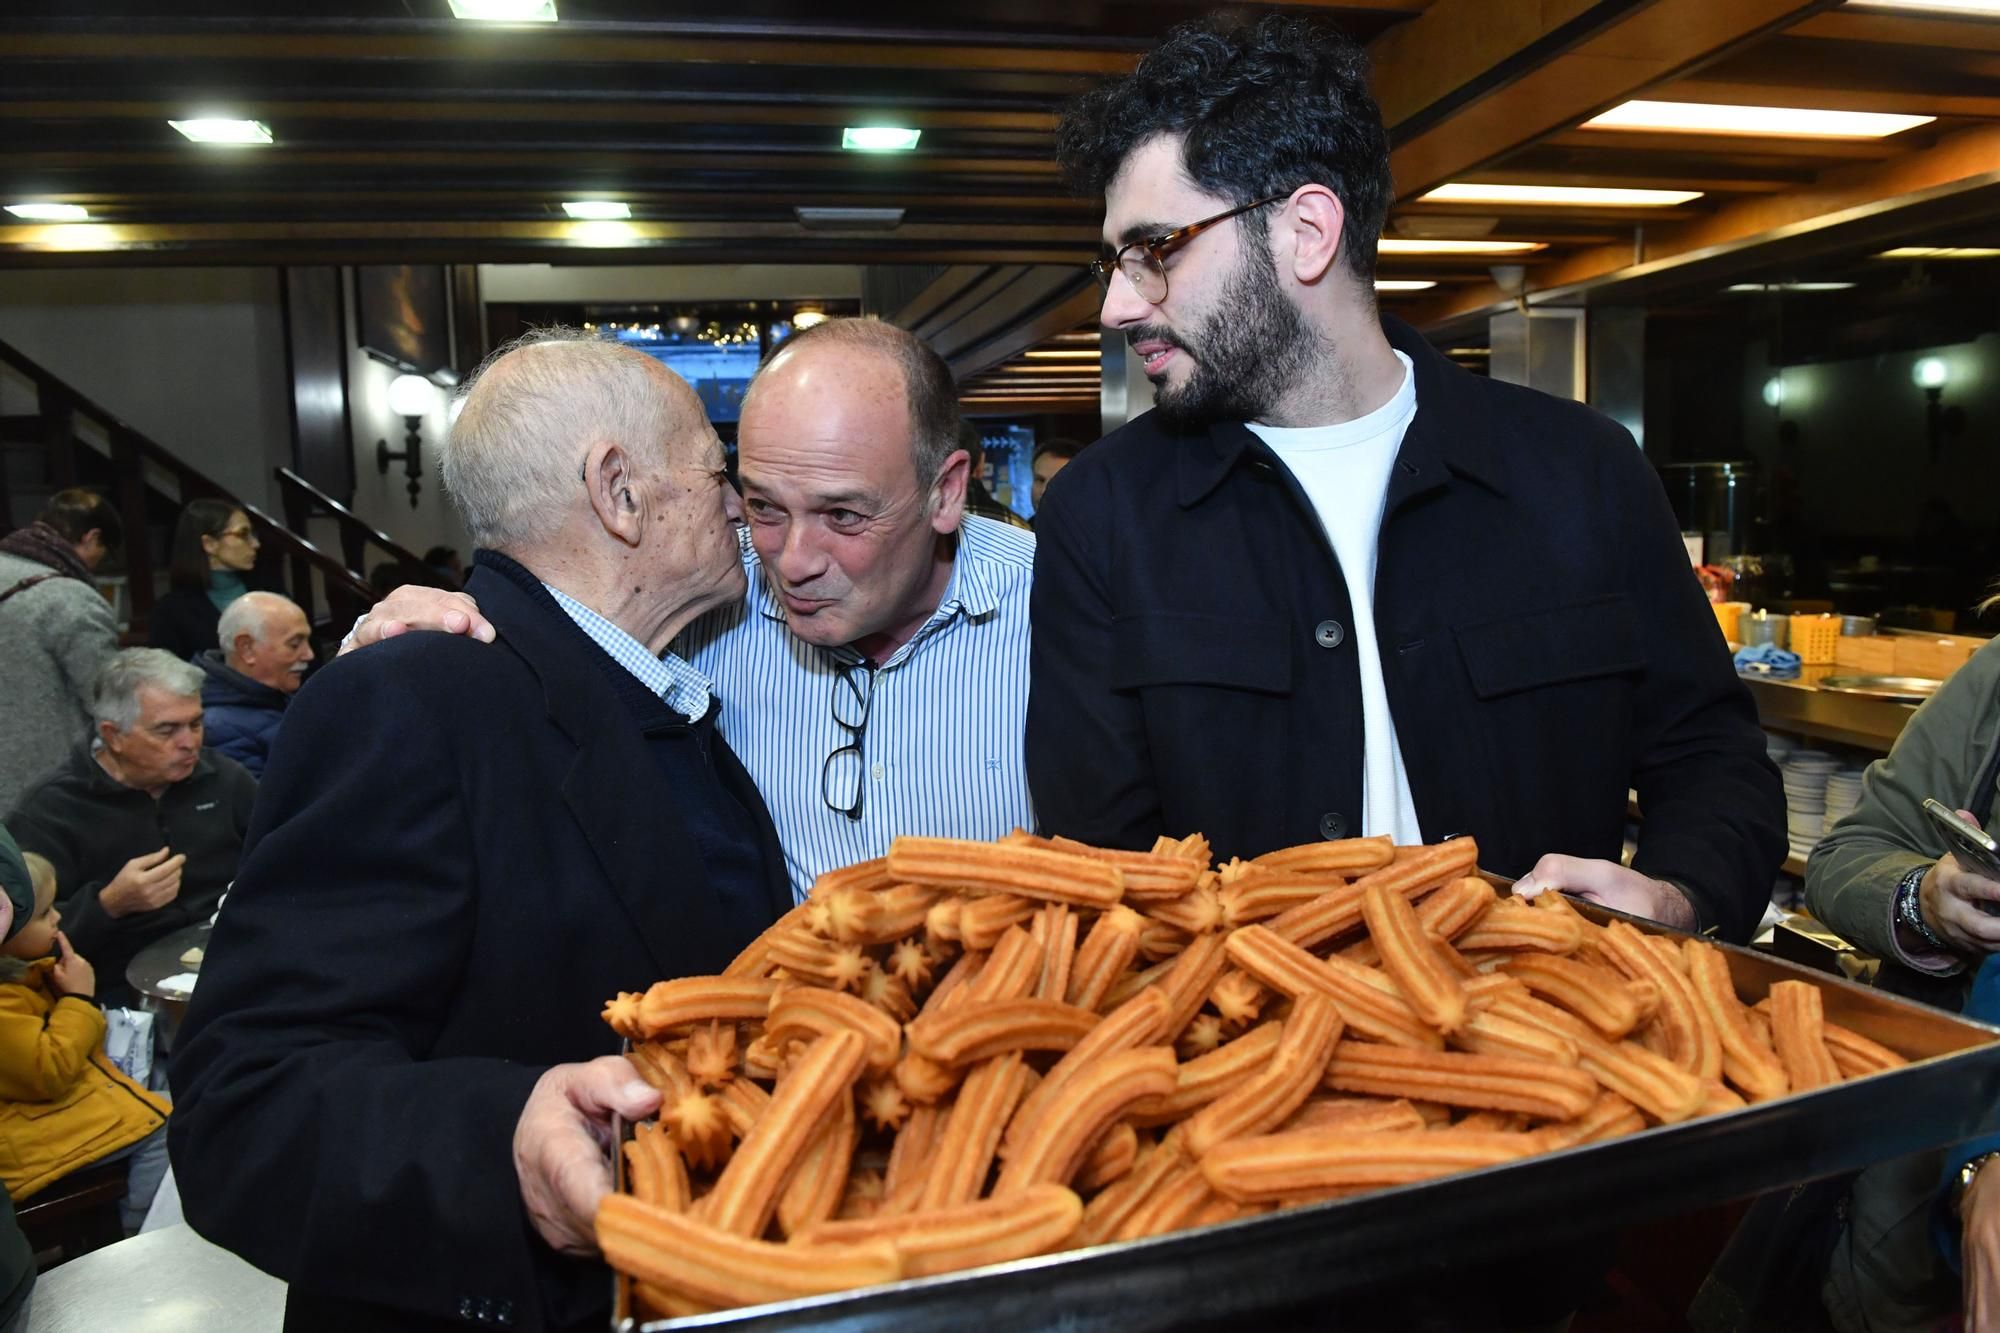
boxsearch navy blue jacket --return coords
[169,553,790,1333]
[194,649,288,777]
[1027,318,1784,944]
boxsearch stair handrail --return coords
[274,467,454,589]
[0,334,378,632]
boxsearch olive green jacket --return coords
[1806,636,2000,982]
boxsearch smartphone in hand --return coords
[1924,799,2000,907]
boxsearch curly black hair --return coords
[1056,11,1392,282]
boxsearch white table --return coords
[26,1224,284,1333]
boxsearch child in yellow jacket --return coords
[0,851,168,1233]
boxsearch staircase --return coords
[0,336,444,641]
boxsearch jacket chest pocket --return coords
[1108,612,1292,695]
[1453,594,1646,700]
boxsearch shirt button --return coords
[870,763,885,781]
[1314,620,1345,649]
[1319,812,1348,840]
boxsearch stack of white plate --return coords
[1821,767,1867,838]
[1784,750,1840,862]
[1765,731,1800,765]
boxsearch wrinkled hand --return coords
[99,848,185,919]
[1512,854,1698,932]
[339,585,495,657]
[48,931,95,998]
[1920,816,2000,956]
[1965,1158,2000,1329]
[512,1056,662,1257]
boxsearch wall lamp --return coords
[1913,356,1965,462]
[377,373,435,508]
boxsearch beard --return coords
[1135,237,1319,430]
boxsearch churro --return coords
[1220,866,1344,928]
[808,856,896,901]
[663,1090,733,1172]
[1209,970,1265,1031]
[1073,1136,1186,1248]
[1455,899,1585,955]
[1769,980,1842,1093]
[703,1030,869,1237]
[1500,954,1647,1039]
[1823,1022,1908,1078]
[1008,987,1170,1153]
[685,1022,738,1088]
[1225,926,1442,1050]
[1113,1163,1217,1241]
[1532,1092,1645,1152]
[1452,1008,1579,1067]
[961,896,1039,953]
[881,1104,945,1215]
[1203,1129,1537,1204]
[1076,1122,1140,1191]
[1341,877,1496,964]
[1032,904,1079,1003]
[887,836,1124,909]
[1156,931,1232,1041]
[626,1041,696,1100]
[1282,1096,1430,1136]
[907,997,1102,1065]
[1066,905,1146,1011]
[886,938,934,992]
[1183,994,1345,1158]
[766,986,902,1076]
[1596,921,1720,1081]
[1682,940,1788,1103]
[597,1194,901,1308]
[993,1048,1177,1196]
[1131,1020,1285,1125]
[1267,839,1478,951]
[819,882,941,946]
[1572,1034,1705,1124]
[776,1092,857,1236]
[624,1120,690,1212]
[1364,880,1468,1034]
[893,1051,960,1105]
[917,1052,1035,1211]
[1143,878,1224,936]
[1324,1042,1598,1120]
[965,924,1043,1002]
[635,977,778,1038]
[1252,835,1395,877]
[798,1184,1083,1278]
[1047,834,1205,901]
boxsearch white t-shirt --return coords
[1248,351,1423,844]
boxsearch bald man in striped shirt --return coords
[352,318,1037,901]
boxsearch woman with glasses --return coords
[148,499,265,664]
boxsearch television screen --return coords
[355,265,451,377]
[629,339,761,424]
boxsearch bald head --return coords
[746,319,960,488]
[441,329,707,553]
[220,591,313,693]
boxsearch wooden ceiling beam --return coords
[1541,128,1902,160]
[1403,119,2000,328]
[0,100,1064,133]
[0,148,1063,175]
[1789,10,2000,52]
[1662,76,2000,122]
[3,31,1140,76]
[1383,0,1843,201]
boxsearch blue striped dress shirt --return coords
[678,516,1037,901]
[542,582,714,723]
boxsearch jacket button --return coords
[457,1299,477,1322]
[1319,812,1347,840]
[1314,620,1345,649]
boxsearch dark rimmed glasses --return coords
[820,658,876,821]
[1088,192,1290,305]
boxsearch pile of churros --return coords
[594,832,1907,1318]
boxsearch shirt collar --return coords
[541,582,713,723]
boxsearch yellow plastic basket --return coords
[1789,614,1841,666]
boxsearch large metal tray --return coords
[613,907,2000,1332]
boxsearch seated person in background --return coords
[0,487,124,812]
[0,836,170,1235]
[1031,436,1080,512]
[169,330,790,1333]
[1807,632,2000,1333]
[148,499,261,664]
[193,591,314,777]
[3,649,254,1008]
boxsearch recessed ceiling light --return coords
[842,127,921,152]
[1583,100,1933,139]
[1420,183,1703,207]
[561,200,629,220]
[448,0,558,19]
[5,202,89,221]
[1846,1,2000,16]
[792,309,829,329]
[1875,246,2000,259]
[169,118,272,145]
[1376,239,1547,255]
[1725,282,1858,292]
[566,220,639,246]
[1374,279,1438,292]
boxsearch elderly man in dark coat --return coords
[169,330,788,1333]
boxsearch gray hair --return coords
[93,648,204,732]
[440,327,686,550]
[218,591,303,657]
[748,318,963,487]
